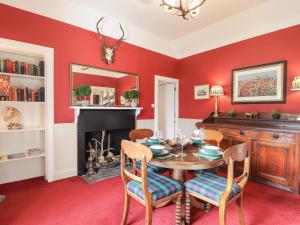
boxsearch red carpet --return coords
[0,176,300,225]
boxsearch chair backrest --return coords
[204,129,223,147]
[220,142,250,202]
[129,129,154,142]
[120,140,153,204]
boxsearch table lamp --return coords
[210,85,224,117]
[291,76,300,91]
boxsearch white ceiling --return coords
[70,0,269,41]
[1,0,300,58]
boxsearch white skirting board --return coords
[52,118,202,181]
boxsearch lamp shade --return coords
[210,85,224,96]
[291,76,300,91]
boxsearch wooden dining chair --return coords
[120,140,183,225]
[184,142,250,225]
[194,128,224,176]
[129,129,166,174]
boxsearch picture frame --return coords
[194,84,210,100]
[232,61,287,104]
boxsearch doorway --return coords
[154,75,179,139]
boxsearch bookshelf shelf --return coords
[0,127,45,133]
[0,72,45,80]
[0,101,45,104]
[0,153,45,164]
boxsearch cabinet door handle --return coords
[273,133,279,139]
[240,130,245,135]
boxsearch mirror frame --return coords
[69,62,140,107]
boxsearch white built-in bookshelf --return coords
[0,38,54,184]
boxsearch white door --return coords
[158,82,176,139]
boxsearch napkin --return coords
[154,153,175,160]
[194,152,223,161]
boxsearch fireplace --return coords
[77,109,136,175]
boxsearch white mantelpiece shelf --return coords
[70,106,143,123]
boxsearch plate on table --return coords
[153,149,169,156]
[200,147,223,156]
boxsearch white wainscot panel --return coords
[54,123,77,181]
[136,119,154,130]
[178,118,203,136]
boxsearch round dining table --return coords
[149,144,224,210]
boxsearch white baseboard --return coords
[53,168,77,181]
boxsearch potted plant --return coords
[122,91,131,106]
[128,89,139,107]
[272,108,281,120]
[75,85,92,106]
[228,108,236,118]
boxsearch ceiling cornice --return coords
[1,0,300,59]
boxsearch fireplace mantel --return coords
[70,106,143,123]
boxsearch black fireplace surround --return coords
[77,109,136,175]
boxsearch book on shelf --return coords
[7,153,26,160]
[0,59,44,77]
[2,86,45,102]
[27,148,44,156]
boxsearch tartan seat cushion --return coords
[193,169,216,176]
[185,172,241,203]
[127,172,182,201]
[136,161,166,174]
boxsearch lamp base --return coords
[213,112,219,118]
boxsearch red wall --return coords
[0,4,178,123]
[73,73,117,89]
[178,24,300,119]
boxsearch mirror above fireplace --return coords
[70,63,139,107]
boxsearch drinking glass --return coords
[177,131,187,157]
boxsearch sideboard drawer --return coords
[202,124,228,136]
[258,131,296,143]
[229,128,258,138]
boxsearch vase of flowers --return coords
[272,108,281,120]
[128,89,139,107]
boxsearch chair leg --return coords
[236,195,245,225]
[145,203,153,225]
[185,193,191,225]
[176,194,182,225]
[121,193,130,225]
[218,203,227,225]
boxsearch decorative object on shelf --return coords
[90,86,115,106]
[0,152,5,161]
[0,195,5,202]
[232,61,287,104]
[244,112,258,119]
[0,74,10,101]
[194,84,209,100]
[75,85,92,106]
[122,90,131,106]
[228,108,236,118]
[96,17,126,65]
[210,85,224,117]
[27,148,44,156]
[3,106,23,130]
[128,89,139,107]
[291,75,300,91]
[161,0,207,20]
[272,108,281,120]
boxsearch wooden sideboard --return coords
[197,112,300,194]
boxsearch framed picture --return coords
[194,84,210,100]
[232,61,287,104]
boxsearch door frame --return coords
[154,75,179,136]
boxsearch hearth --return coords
[77,109,136,176]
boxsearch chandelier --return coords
[161,0,207,20]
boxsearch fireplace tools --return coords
[85,130,120,177]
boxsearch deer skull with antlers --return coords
[96,17,125,65]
